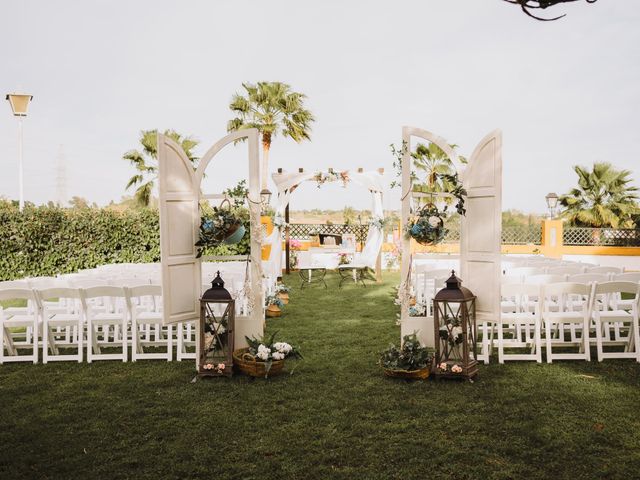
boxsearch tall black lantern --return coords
[199,271,235,377]
[433,271,478,380]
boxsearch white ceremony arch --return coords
[399,126,502,363]
[263,168,385,281]
[157,129,264,360]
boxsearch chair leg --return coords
[545,320,553,363]
[497,320,504,364]
[167,324,173,361]
[595,317,603,362]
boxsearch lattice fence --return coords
[564,227,640,246]
[289,224,370,243]
[441,225,541,244]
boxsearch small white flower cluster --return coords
[273,342,292,360]
[273,215,288,230]
[256,344,271,361]
[447,324,463,339]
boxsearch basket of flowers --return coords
[405,203,447,246]
[265,294,284,317]
[276,284,291,304]
[379,333,433,379]
[195,199,246,258]
[233,333,303,378]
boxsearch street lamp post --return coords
[545,192,559,219]
[6,93,33,212]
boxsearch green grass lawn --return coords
[1,272,640,479]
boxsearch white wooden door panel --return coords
[158,134,201,325]
[461,130,502,327]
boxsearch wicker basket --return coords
[266,305,282,318]
[233,348,285,378]
[383,366,431,380]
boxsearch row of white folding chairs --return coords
[0,285,197,364]
[505,265,624,278]
[498,281,640,364]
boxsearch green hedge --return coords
[0,204,160,280]
[0,203,251,280]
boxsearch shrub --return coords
[0,202,249,280]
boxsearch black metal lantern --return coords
[433,271,478,380]
[199,271,234,377]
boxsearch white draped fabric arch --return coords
[263,170,385,278]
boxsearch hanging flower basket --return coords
[405,203,447,246]
[195,199,247,257]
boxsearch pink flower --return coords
[439,362,448,371]
[217,363,225,370]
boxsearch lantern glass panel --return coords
[199,299,234,376]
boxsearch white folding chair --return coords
[586,266,622,276]
[82,286,128,362]
[506,267,546,277]
[177,321,196,361]
[498,283,542,363]
[546,266,585,277]
[127,285,172,361]
[38,287,85,363]
[0,289,39,364]
[610,273,640,311]
[542,282,593,363]
[592,281,640,362]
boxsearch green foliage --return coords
[227,82,315,147]
[123,129,199,207]
[0,202,160,280]
[560,162,640,228]
[2,272,640,479]
[379,333,433,371]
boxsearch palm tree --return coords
[227,82,315,190]
[559,162,639,228]
[411,142,466,193]
[123,129,198,207]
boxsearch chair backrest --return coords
[541,282,593,313]
[110,277,151,288]
[501,283,541,298]
[68,277,109,289]
[82,285,127,300]
[547,266,585,276]
[507,267,546,277]
[0,288,37,304]
[525,274,565,285]
[613,272,640,283]
[127,285,162,298]
[0,280,30,290]
[567,273,609,284]
[28,276,68,289]
[593,281,640,298]
[37,287,83,301]
[501,275,523,285]
[586,266,622,275]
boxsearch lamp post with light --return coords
[545,192,559,219]
[5,93,33,212]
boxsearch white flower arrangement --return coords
[409,302,427,317]
[369,217,386,230]
[245,333,303,376]
[273,214,288,230]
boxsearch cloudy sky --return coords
[1,0,638,213]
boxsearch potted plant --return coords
[265,294,284,317]
[379,333,433,379]
[195,199,247,258]
[276,284,291,304]
[233,332,303,378]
